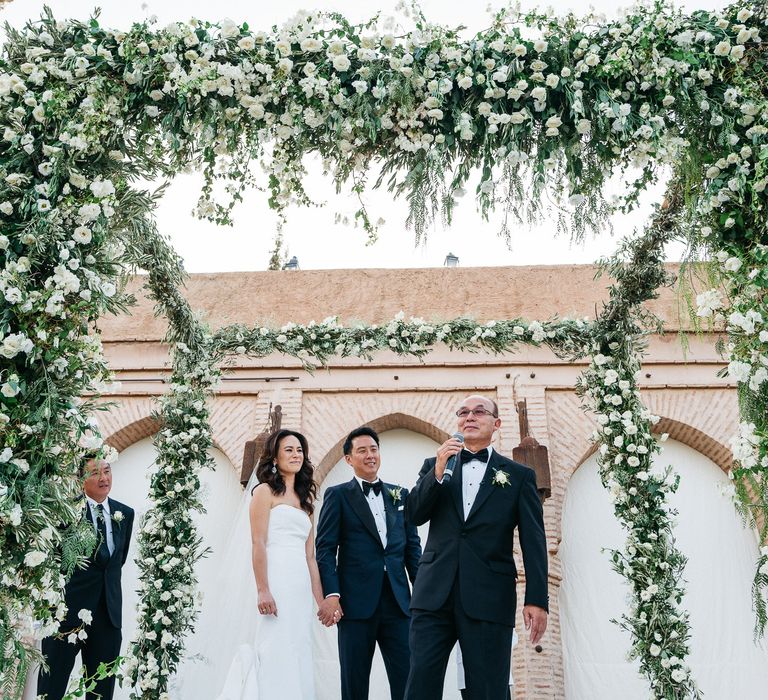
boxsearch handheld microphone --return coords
[442,433,464,484]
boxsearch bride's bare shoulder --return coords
[250,482,274,506]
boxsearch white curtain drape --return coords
[560,439,768,699]
[111,439,244,700]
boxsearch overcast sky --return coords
[2,0,727,272]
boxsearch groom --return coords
[316,426,422,700]
[404,395,548,700]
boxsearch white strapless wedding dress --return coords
[216,504,315,700]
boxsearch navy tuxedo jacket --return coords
[62,498,134,631]
[316,478,422,620]
[406,451,548,626]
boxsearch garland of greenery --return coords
[577,193,700,696]
[0,2,765,698]
[696,242,768,635]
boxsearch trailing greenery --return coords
[0,2,766,698]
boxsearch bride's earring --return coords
[271,464,277,474]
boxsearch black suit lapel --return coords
[83,500,94,526]
[449,460,465,521]
[466,451,500,521]
[108,498,121,557]
[344,479,382,546]
[382,483,396,548]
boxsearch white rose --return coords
[713,41,730,56]
[300,38,323,53]
[332,55,351,72]
[219,18,240,39]
[584,53,600,67]
[89,179,115,198]
[72,226,92,244]
[4,287,22,304]
[730,45,745,61]
[237,37,255,51]
[530,86,546,102]
[1,333,33,359]
[533,40,548,53]
[24,550,47,567]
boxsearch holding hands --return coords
[317,596,343,627]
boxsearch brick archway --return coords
[105,415,162,452]
[101,400,231,462]
[575,416,733,475]
[314,412,449,484]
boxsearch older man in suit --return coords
[38,455,134,700]
[316,426,422,700]
[405,395,548,700]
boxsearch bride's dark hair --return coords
[256,429,317,515]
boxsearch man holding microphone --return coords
[404,394,548,700]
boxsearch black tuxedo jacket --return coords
[61,498,134,631]
[316,478,422,620]
[406,450,547,626]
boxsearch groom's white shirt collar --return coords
[85,495,110,514]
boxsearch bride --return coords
[216,429,328,700]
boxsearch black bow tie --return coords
[460,448,489,464]
[362,480,382,497]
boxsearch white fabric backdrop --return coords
[559,439,768,699]
[111,438,244,700]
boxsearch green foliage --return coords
[0,3,766,699]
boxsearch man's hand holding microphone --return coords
[435,433,464,483]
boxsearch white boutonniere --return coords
[388,486,403,504]
[112,510,124,527]
[491,469,510,488]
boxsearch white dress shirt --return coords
[86,495,115,555]
[461,446,493,519]
[355,476,388,548]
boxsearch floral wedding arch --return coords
[0,1,765,698]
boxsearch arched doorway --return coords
[111,437,242,700]
[559,438,768,698]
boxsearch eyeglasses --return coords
[456,408,497,418]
